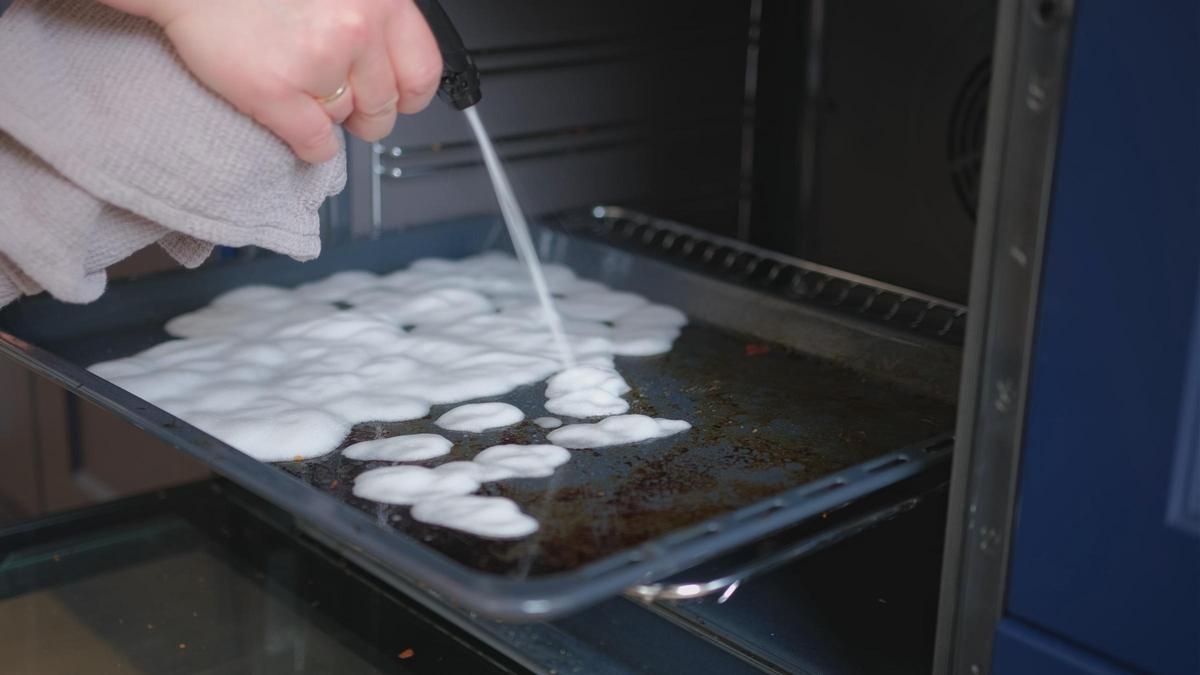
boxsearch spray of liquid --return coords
[464,107,575,368]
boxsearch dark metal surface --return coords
[0,484,523,675]
[0,480,770,675]
[2,477,955,674]
[648,492,949,675]
[626,469,949,602]
[933,0,1074,671]
[286,320,952,577]
[0,214,956,619]
[357,1,752,238]
[746,0,996,303]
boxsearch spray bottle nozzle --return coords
[438,68,481,110]
[413,0,482,110]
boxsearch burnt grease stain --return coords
[278,321,954,577]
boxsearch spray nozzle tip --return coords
[439,69,482,110]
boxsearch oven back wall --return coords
[750,0,997,303]
[346,0,754,240]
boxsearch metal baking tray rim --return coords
[0,328,950,621]
[0,214,957,621]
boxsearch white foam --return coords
[547,415,692,449]
[89,253,691,538]
[294,270,379,303]
[411,495,538,539]
[434,402,524,432]
[609,326,680,356]
[343,434,452,462]
[352,465,479,504]
[433,460,517,483]
[473,444,571,478]
[164,301,338,340]
[545,365,630,398]
[543,365,632,417]
[354,287,494,326]
[533,416,563,429]
[184,398,349,462]
[556,290,648,322]
[322,393,429,424]
[545,388,630,418]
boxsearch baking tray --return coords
[0,211,960,620]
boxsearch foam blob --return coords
[411,496,538,539]
[545,388,630,418]
[557,290,648,321]
[322,394,430,424]
[185,398,349,462]
[533,416,563,429]
[165,300,338,340]
[547,415,692,449]
[353,287,494,326]
[473,444,571,478]
[343,434,452,462]
[434,402,525,432]
[210,284,297,308]
[352,465,479,504]
[545,365,630,398]
[610,326,680,356]
[294,270,379,303]
[433,460,516,483]
[543,365,632,416]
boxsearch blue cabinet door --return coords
[999,2,1200,674]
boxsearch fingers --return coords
[387,0,443,115]
[243,0,444,159]
[316,0,440,145]
[343,43,399,141]
[318,84,355,125]
[252,92,340,164]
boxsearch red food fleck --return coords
[744,343,770,357]
[398,648,415,659]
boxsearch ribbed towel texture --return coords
[0,0,347,306]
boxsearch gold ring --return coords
[315,82,348,105]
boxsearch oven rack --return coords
[554,205,968,343]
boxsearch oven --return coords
[1,1,1196,673]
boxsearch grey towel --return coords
[0,0,347,306]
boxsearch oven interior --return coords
[0,0,1003,672]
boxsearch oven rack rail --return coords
[553,206,968,343]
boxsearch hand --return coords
[104,0,443,163]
